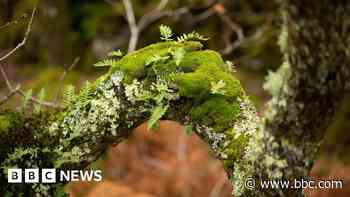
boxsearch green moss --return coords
[106,41,203,83]
[0,112,22,136]
[190,96,241,131]
[0,116,10,135]
[174,50,243,100]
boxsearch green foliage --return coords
[62,85,76,107]
[177,31,209,42]
[170,47,186,66]
[78,81,94,107]
[210,80,227,95]
[185,125,194,136]
[108,50,123,58]
[145,54,170,66]
[148,105,168,131]
[34,88,46,114]
[105,41,203,83]
[159,25,173,41]
[0,116,11,135]
[94,59,118,67]
[21,89,32,111]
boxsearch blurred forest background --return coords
[1,0,350,196]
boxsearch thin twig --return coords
[107,0,187,53]
[213,4,245,55]
[54,57,80,104]
[0,64,13,91]
[122,0,139,53]
[0,84,21,105]
[0,5,37,62]
[0,64,61,108]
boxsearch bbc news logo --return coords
[7,169,102,183]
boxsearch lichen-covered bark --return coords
[243,1,350,196]
[1,1,349,196]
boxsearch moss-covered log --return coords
[1,1,350,196]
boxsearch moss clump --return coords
[0,115,11,135]
[174,50,243,100]
[190,96,241,131]
[107,41,203,83]
[0,112,23,136]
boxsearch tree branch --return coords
[0,4,37,62]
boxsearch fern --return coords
[21,89,32,112]
[170,47,186,65]
[34,88,46,114]
[62,84,76,107]
[79,81,94,106]
[147,105,168,131]
[145,54,170,66]
[177,31,209,42]
[94,59,118,67]
[184,125,194,136]
[159,25,173,41]
[108,50,123,57]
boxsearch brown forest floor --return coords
[67,121,350,197]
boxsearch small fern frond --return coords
[62,84,76,107]
[170,47,186,65]
[177,31,209,42]
[94,59,118,67]
[79,81,94,106]
[34,88,46,114]
[145,54,170,66]
[21,89,32,111]
[159,25,173,41]
[108,50,123,58]
[147,105,168,131]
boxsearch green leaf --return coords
[159,25,173,41]
[171,47,186,66]
[147,105,168,131]
[62,84,76,107]
[21,89,32,111]
[145,54,170,66]
[94,59,118,67]
[108,50,123,57]
[210,80,226,95]
[185,125,193,136]
[79,81,94,106]
[177,31,209,42]
[34,88,46,114]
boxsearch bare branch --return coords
[0,64,61,108]
[0,84,21,106]
[0,4,37,62]
[107,0,188,53]
[122,0,139,53]
[54,57,80,104]
[213,4,245,55]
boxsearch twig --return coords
[0,84,21,106]
[213,4,245,55]
[0,64,61,108]
[0,5,37,62]
[54,57,80,104]
[107,0,187,53]
[122,0,139,53]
